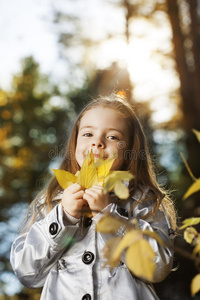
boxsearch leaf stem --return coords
[180,152,197,182]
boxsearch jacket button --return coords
[82,294,91,300]
[49,222,58,235]
[84,217,92,228]
[82,251,94,264]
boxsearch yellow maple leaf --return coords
[191,273,200,297]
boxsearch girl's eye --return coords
[107,135,119,140]
[83,133,92,137]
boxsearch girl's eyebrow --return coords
[79,125,123,134]
[80,126,95,130]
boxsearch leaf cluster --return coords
[180,129,200,297]
[96,214,164,282]
[52,150,134,199]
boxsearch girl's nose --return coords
[91,141,104,148]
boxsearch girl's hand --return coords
[83,185,110,217]
[61,183,85,219]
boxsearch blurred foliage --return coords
[0,56,74,210]
[0,56,77,295]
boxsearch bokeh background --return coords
[0,0,200,299]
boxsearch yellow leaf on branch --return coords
[192,129,200,143]
[111,230,140,265]
[102,236,123,269]
[142,229,165,246]
[179,217,200,230]
[183,227,198,244]
[193,237,200,256]
[96,214,126,234]
[183,178,200,200]
[126,239,156,282]
[191,273,200,297]
[97,214,157,282]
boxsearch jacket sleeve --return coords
[10,202,80,288]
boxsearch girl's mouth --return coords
[93,154,100,159]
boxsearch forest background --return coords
[0,0,200,299]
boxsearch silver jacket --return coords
[10,187,174,300]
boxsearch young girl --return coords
[10,93,176,300]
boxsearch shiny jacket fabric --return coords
[10,187,174,300]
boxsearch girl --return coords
[10,93,176,300]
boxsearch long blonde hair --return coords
[26,93,177,230]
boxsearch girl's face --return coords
[75,107,130,170]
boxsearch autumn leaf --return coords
[183,227,198,244]
[96,214,126,234]
[191,274,200,297]
[51,169,77,189]
[193,236,200,256]
[192,129,200,143]
[102,236,123,268]
[111,230,140,266]
[101,229,140,269]
[110,229,156,281]
[142,229,165,246]
[98,215,157,282]
[95,154,116,181]
[183,178,200,200]
[179,217,200,230]
[104,171,134,199]
[126,239,156,281]
[76,150,98,189]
